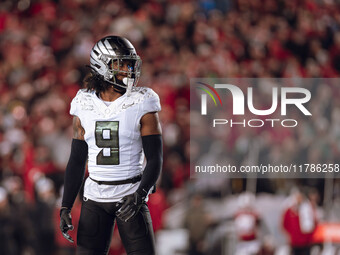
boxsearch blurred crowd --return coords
[1,0,340,254]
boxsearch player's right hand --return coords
[60,207,74,243]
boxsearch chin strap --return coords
[123,78,135,97]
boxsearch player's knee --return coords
[117,205,156,254]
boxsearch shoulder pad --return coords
[128,87,159,101]
[125,87,160,104]
[70,89,96,116]
[128,87,161,114]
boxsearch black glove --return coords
[60,207,74,243]
[116,191,146,222]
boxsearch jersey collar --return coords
[91,92,127,117]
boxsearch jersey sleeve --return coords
[140,88,161,116]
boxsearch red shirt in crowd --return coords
[282,206,315,247]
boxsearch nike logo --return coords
[122,103,134,109]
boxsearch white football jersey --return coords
[69,87,161,202]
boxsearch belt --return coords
[89,174,142,185]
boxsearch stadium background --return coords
[1,0,340,254]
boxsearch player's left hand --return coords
[116,192,145,222]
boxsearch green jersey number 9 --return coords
[95,121,119,165]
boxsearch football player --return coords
[59,35,162,255]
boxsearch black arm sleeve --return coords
[137,134,163,197]
[61,139,88,209]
